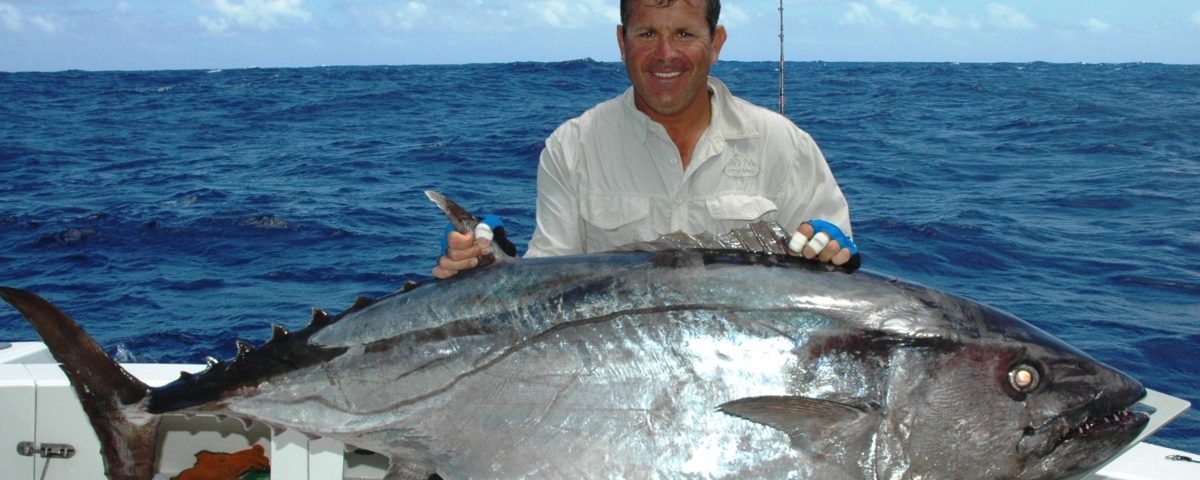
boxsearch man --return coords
[434,0,853,279]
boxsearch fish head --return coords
[879,287,1148,479]
[992,310,1148,479]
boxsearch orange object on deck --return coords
[172,444,270,480]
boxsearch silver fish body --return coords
[145,248,1146,479]
[1,198,1148,480]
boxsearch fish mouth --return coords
[1023,384,1150,460]
[1048,380,1151,453]
[1057,406,1149,445]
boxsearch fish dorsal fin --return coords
[615,221,792,254]
[308,308,332,328]
[720,395,880,470]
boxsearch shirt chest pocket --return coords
[581,195,652,252]
[705,194,779,221]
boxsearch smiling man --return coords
[434,0,855,278]
[617,0,726,166]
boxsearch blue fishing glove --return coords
[807,219,858,256]
[442,214,517,257]
[791,219,860,272]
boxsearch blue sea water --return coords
[1,61,1197,454]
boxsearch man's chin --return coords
[634,91,697,119]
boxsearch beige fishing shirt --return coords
[526,77,851,258]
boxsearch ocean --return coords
[1,60,1197,454]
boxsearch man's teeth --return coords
[653,72,682,79]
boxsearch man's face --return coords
[618,0,726,122]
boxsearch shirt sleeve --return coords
[525,138,583,258]
[776,129,853,239]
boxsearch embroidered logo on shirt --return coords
[723,155,760,179]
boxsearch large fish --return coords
[1,193,1148,479]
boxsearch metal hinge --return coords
[16,441,75,459]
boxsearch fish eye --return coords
[1008,363,1041,393]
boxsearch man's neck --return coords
[639,91,713,170]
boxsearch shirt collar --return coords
[707,77,760,141]
[619,76,761,146]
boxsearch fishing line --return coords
[778,0,785,115]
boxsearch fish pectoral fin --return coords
[719,395,878,445]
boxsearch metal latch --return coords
[16,442,75,459]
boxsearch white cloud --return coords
[927,7,977,29]
[840,2,882,27]
[720,4,748,27]
[1192,10,1200,25]
[116,1,132,14]
[0,2,60,33]
[351,2,507,33]
[528,0,617,29]
[874,0,978,30]
[198,0,312,34]
[875,0,920,24]
[1082,17,1111,33]
[376,2,428,31]
[0,3,20,31]
[26,13,56,33]
[986,3,1034,30]
[356,0,617,33]
[532,1,578,28]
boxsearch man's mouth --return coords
[652,71,682,79]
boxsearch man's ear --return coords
[616,24,627,62]
[711,25,727,64]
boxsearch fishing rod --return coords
[778,0,785,115]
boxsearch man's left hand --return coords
[789,220,858,269]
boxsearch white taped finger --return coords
[788,232,808,254]
[806,232,830,254]
[474,222,494,242]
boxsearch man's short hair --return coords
[619,0,721,35]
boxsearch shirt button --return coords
[674,197,683,206]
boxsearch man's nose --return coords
[653,36,681,58]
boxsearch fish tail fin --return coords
[0,287,159,480]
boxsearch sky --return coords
[1,0,1198,71]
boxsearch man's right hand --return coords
[432,231,492,279]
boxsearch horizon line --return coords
[3,58,1196,74]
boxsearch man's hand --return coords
[432,231,492,279]
[790,222,856,267]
